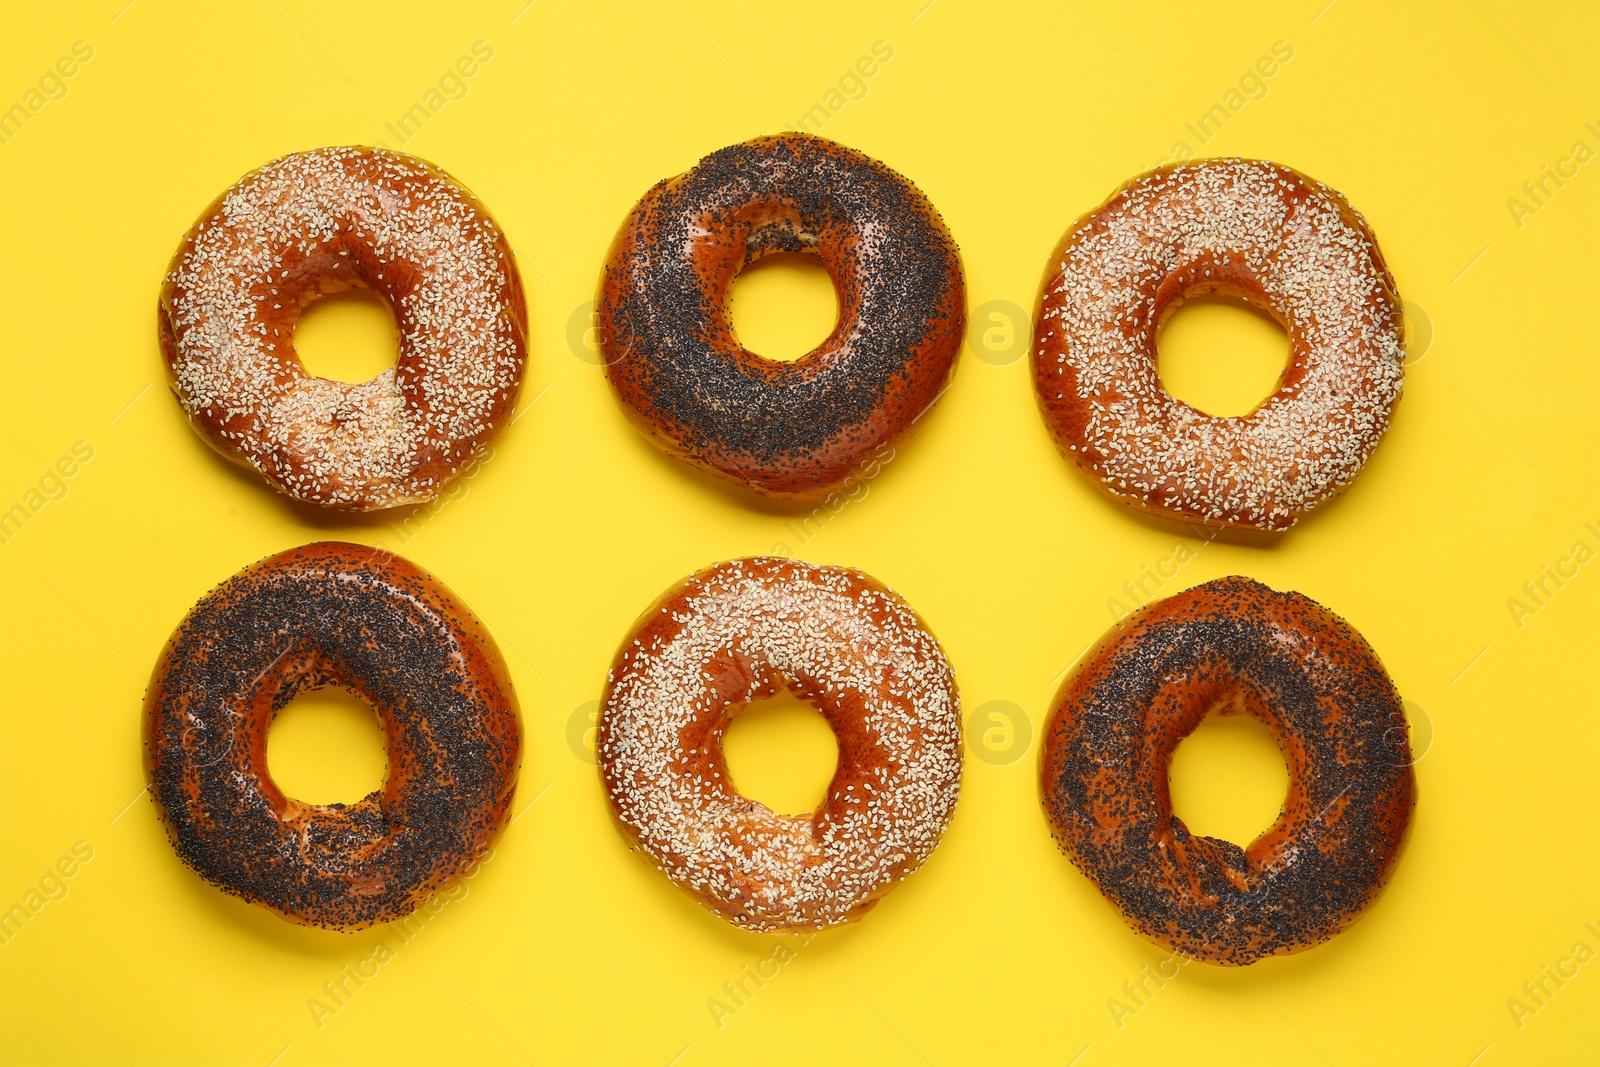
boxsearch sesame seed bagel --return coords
[598,557,962,931]
[1032,158,1404,531]
[143,541,521,931]
[159,147,528,511]
[1039,576,1416,965]
[597,133,965,498]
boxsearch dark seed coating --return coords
[598,133,965,498]
[1039,576,1415,965]
[143,541,521,931]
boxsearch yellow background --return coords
[2,1,1597,1064]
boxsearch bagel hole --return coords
[1156,294,1290,417]
[722,689,840,815]
[1167,705,1289,848]
[729,252,839,363]
[266,685,388,806]
[293,285,401,384]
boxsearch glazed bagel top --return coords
[598,133,965,498]
[143,541,521,931]
[1032,158,1404,530]
[159,146,527,511]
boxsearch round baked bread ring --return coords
[597,133,965,499]
[143,541,521,931]
[159,146,528,511]
[1032,158,1404,531]
[597,557,962,931]
[1039,576,1416,965]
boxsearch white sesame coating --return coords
[159,146,528,511]
[597,557,962,932]
[1031,158,1404,531]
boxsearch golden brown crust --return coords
[597,557,962,930]
[1039,576,1416,965]
[143,541,521,931]
[159,147,528,511]
[1031,158,1404,531]
[598,134,965,499]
